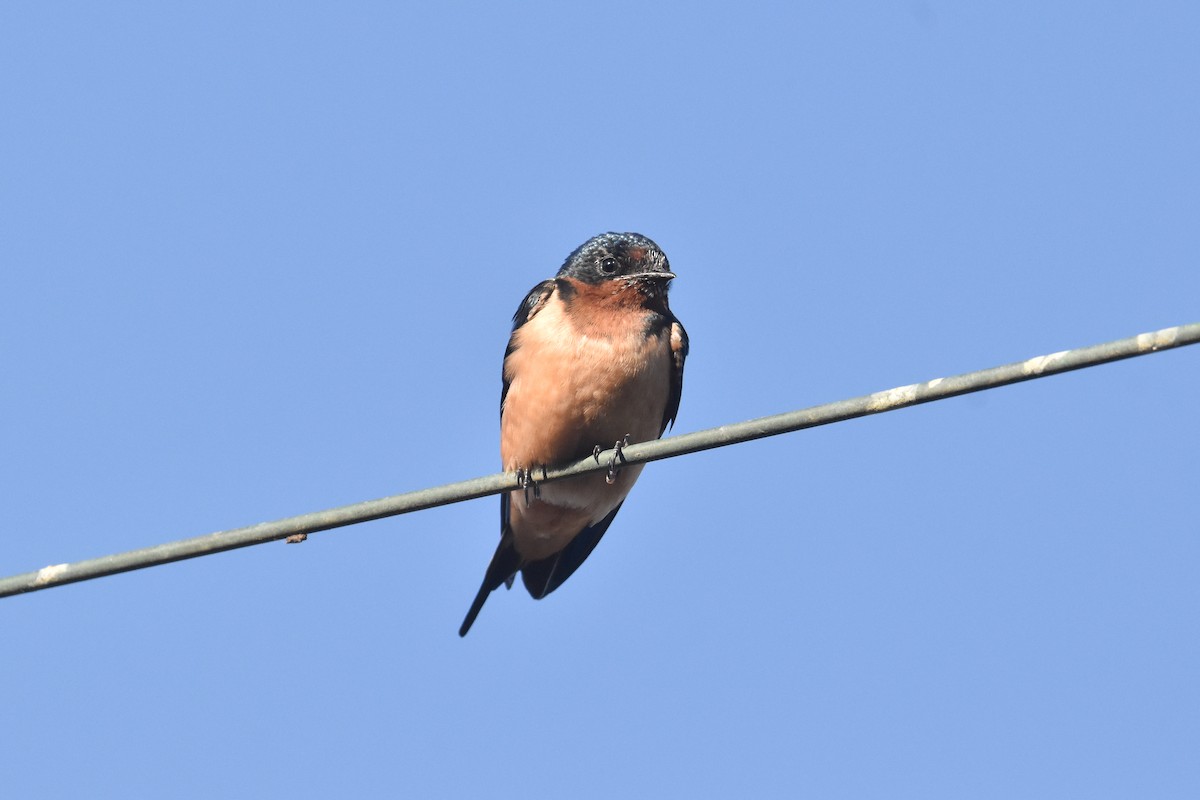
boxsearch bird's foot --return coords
[517,467,543,504]
[605,434,631,485]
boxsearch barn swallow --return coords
[459,232,688,636]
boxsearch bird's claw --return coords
[517,467,542,504]
[605,434,631,485]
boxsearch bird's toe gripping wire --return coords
[604,434,631,485]
[516,466,548,504]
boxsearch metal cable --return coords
[2,322,1196,599]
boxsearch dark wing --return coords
[661,319,689,434]
[500,280,556,416]
[459,493,521,637]
[460,279,557,637]
[519,502,625,600]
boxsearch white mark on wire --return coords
[1022,350,1069,376]
[1137,326,1179,352]
[34,564,69,586]
[866,384,919,412]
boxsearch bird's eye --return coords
[600,256,618,274]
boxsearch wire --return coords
[1,322,1197,600]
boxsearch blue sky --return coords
[2,2,1198,797]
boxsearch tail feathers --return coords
[459,534,521,637]
[520,502,624,600]
[461,499,626,635]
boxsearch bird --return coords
[459,232,688,636]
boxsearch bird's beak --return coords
[626,270,676,282]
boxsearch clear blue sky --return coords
[2,3,1197,797]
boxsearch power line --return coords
[2,321,1197,600]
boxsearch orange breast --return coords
[500,279,672,557]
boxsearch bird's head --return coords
[556,232,675,287]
